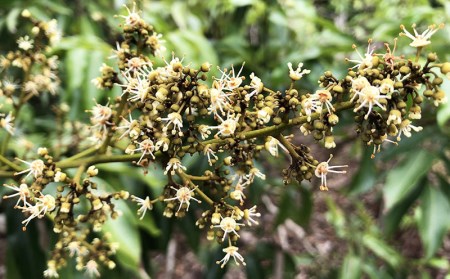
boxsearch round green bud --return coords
[399,66,410,75]
[427,53,437,62]
[441,62,450,75]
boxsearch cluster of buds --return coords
[1,4,448,277]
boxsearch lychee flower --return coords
[43,260,59,278]
[3,183,30,207]
[17,35,34,51]
[203,145,218,166]
[396,119,423,141]
[315,155,348,191]
[217,63,245,91]
[120,3,144,27]
[164,186,201,215]
[400,23,444,48]
[301,96,322,122]
[216,245,246,268]
[0,112,15,135]
[287,62,311,81]
[346,40,375,69]
[160,112,183,136]
[135,139,156,164]
[213,216,244,241]
[265,136,288,157]
[15,159,45,178]
[246,72,264,100]
[243,205,261,226]
[131,195,152,220]
[164,158,186,175]
[353,85,390,119]
[116,114,139,140]
[84,260,100,278]
[20,194,56,230]
[211,114,240,137]
[387,109,402,125]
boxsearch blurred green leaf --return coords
[339,254,362,279]
[6,7,20,32]
[347,147,377,195]
[417,185,450,259]
[383,150,435,211]
[362,234,403,268]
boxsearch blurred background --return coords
[0,0,450,278]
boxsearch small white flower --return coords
[84,260,100,278]
[257,107,272,124]
[287,62,311,81]
[2,183,30,207]
[131,195,152,220]
[160,112,183,136]
[213,216,244,241]
[17,35,34,51]
[198,125,211,140]
[246,72,264,100]
[210,113,240,137]
[67,241,81,257]
[20,194,56,229]
[164,186,201,215]
[353,85,390,119]
[346,40,375,69]
[43,260,59,278]
[0,112,15,135]
[203,145,218,166]
[216,245,246,268]
[351,76,370,92]
[120,3,144,27]
[164,158,186,175]
[217,63,245,91]
[396,119,423,141]
[116,114,139,140]
[135,139,156,164]
[301,96,322,122]
[243,205,261,226]
[247,167,266,181]
[15,159,45,178]
[400,23,444,48]
[387,109,402,125]
[314,155,347,191]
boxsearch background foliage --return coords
[0,0,449,278]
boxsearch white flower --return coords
[67,241,81,257]
[216,245,246,268]
[396,119,423,141]
[203,145,218,166]
[314,155,347,191]
[208,85,233,116]
[217,63,245,91]
[120,70,150,103]
[43,260,59,278]
[116,114,139,140]
[230,183,246,205]
[287,62,311,81]
[198,125,211,140]
[135,139,156,164]
[211,114,240,137]
[247,167,266,181]
[2,183,30,207]
[15,159,45,178]
[17,35,34,51]
[387,109,402,125]
[20,194,56,229]
[131,195,152,220]
[0,112,15,135]
[164,158,186,175]
[89,102,112,130]
[353,85,390,119]
[120,3,144,27]
[147,32,167,58]
[301,96,322,122]
[155,136,169,152]
[164,186,201,215]
[314,89,335,113]
[160,112,183,136]
[84,260,100,277]
[257,107,272,124]
[213,216,244,241]
[346,40,375,69]
[125,57,153,74]
[351,76,370,92]
[246,72,264,100]
[400,23,444,48]
[243,206,261,226]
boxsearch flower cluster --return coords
[1,4,448,277]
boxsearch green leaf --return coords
[383,150,435,211]
[417,185,450,259]
[6,7,20,33]
[437,80,450,130]
[339,254,362,279]
[362,234,403,268]
[347,147,377,195]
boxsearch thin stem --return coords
[58,146,98,165]
[276,134,301,161]
[0,155,22,172]
[98,94,129,154]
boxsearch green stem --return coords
[0,155,22,172]
[58,146,98,165]
[98,94,129,154]
[276,134,301,161]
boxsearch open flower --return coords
[3,183,30,207]
[0,112,15,135]
[353,85,390,119]
[131,195,153,220]
[164,186,201,215]
[164,158,186,175]
[135,139,156,164]
[161,112,183,136]
[346,40,375,69]
[20,194,56,230]
[84,260,100,278]
[213,215,244,241]
[216,245,246,268]
[396,119,423,141]
[287,62,311,80]
[243,206,261,226]
[15,159,45,178]
[315,155,348,191]
[400,23,444,48]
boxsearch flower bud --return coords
[441,62,450,75]
[87,166,98,177]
